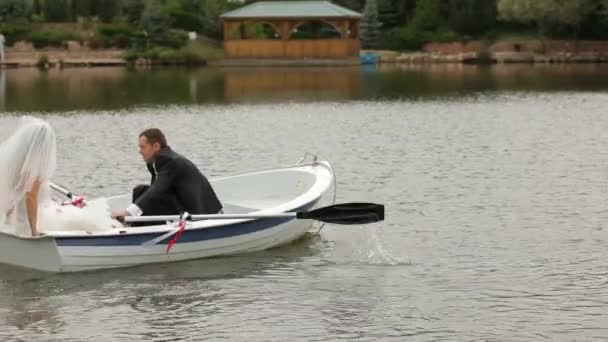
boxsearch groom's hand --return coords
[111,210,127,218]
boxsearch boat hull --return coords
[56,208,316,272]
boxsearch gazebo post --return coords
[341,19,349,39]
[239,21,247,40]
[224,21,230,41]
[280,20,290,41]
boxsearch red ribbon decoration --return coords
[166,219,187,254]
[71,197,86,208]
[61,196,86,208]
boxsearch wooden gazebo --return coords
[221,1,362,59]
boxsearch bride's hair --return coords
[14,118,56,191]
[0,116,56,195]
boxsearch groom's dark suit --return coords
[132,146,223,217]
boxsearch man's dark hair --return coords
[139,128,167,148]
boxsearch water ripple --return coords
[1,93,608,340]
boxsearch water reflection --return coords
[223,67,363,102]
[371,63,608,97]
[1,64,608,112]
[0,233,323,340]
[0,274,64,340]
[189,76,198,102]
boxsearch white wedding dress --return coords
[0,117,117,237]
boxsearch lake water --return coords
[0,64,608,341]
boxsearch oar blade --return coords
[297,203,384,225]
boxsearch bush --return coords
[0,23,31,46]
[98,24,136,38]
[98,24,136,48]
[152,30,188,49]
[124,29,188,51]
[125,47,204,65]
[124,47,161,60]
[382,26,464,51]
[125,41,215,65]
[429,28,460,43]
[124,49,139,61]
[29,30,80,48]
[142,48,160,60]
[31,14,45,23]
[383,26,428,51]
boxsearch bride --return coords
[0,117,117,237]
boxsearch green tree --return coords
[32,0,42,16]
[122,0,145,25]
[202,0,226,39]
[92,0,121,22]
[410,0,446,31]
[361,0,382,48]
[578,1,608,39]
[44,0,70,22]
[498,0,595,36]
[178,0,205,13]
[378,0,400,30]
[557,0,596,35]
[0,0,32,23]
[447,0,497,36]
[141,0,170,37]
[72,0,93,18]
[163,0,204,32]
[398,0,416,24]
[602,0,608,17]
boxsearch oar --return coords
[125,202,384,225]
[49,182,86,207]
[49,182,74,200]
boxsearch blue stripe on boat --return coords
[56,202,316,247]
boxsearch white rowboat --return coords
[0,160,335,272]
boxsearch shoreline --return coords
[4,39,608,68]
[369,51,608,65]
[0,59,126,68]
[4,53,608,69]
[369,39,608,65]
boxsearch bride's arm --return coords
[25,179,42,236]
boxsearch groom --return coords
[111,128,222,222]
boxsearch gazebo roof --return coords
[221,1,362,19]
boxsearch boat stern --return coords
[0,233,62,272]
